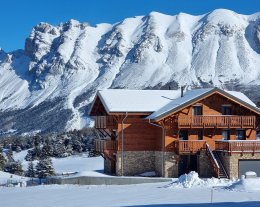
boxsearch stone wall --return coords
[164,152,179,178]
[116,151,155,176]
[198,150,214,178]
[219,152,260,179]
[116,151,179,178]
[104,157,112,175]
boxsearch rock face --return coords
[0,9,260,136]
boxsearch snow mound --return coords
[230,177,260,191]
[168,171,232,188]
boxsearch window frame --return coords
[235,129,246,140]
[222,129,230,140]
[222,104,232,115]
[192,105,202,116]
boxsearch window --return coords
[222,105,232,115]
[198,130,203,140]
[236,129,246,140]
[193,105,202,115]
[222,130,230,140]
[179,130,188,140]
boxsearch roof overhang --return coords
[148,87,260,122]
[88,91,153,116]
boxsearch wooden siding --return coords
[92,91,259,154]
[117,116,162,151]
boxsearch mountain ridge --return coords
[0,9,259,136]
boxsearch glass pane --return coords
[179,130,188,140]
[236,130,245,140]
[198,131,203,140]
[193,106,202,115]
[222,130,230,140]
[222,106,232,115]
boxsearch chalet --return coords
[89,87,260,179]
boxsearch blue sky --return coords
[1,0,259,52]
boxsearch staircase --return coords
[205,144,228,179]
[212,151,228,179]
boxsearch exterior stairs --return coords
[206,143,228,179]
[212,151,229,179]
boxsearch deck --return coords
[94,116,117,129]
[94,139,118,153]
[175,140,260,154]
[175,115,256,128]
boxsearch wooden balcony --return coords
[94,139,118,153]
[215,140,260,154]
[176,115,256,128]
[175,140,206,154]
[94,116,117,129]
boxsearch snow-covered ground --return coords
[2,151,260,206]
[13,150,106,177]
[1,179,260,207]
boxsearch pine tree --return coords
[40,142,54,159]
[35,158,55,179]
[0,151,6,170]
[6,149,14,162]
[4,160,23,176]
[25,161,35,178]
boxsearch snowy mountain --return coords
[0,9,260,135]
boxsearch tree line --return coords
[0,128,99,178]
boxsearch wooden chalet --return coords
[89,87,260,179]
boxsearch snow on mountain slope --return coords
[0,9,260,135]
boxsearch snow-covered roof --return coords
[91,88,260,118]
[96,89,181,113]
[147,88,260,120]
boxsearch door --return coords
[178,155,198,176]
[239,160,260,177]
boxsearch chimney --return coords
[181,86,185,97]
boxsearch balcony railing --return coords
[175,140,206,154]
[215,140,260,154]
[94,116,117,129]
[94,139,118,153]
[176,115,255,128]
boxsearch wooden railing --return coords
[176,115,255,128]
[215,140,260,154]
[206,143,220,178]
[176,140,206,154]
[95,116,117,129]
[94,139,118,153]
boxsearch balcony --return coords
[94,139,118,153]
[176,115,256,128]
[215,140,260,154]
[94,116,117,129]
[175,140,206,154]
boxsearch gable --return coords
[147,88,260,121]
[89,96,108,116]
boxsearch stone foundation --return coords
[116,151,155,176]
[198,150,214,178]
[116,151,179,178]
[163,152,179,178]
[218,152,260,179]
[104,157,113,175]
